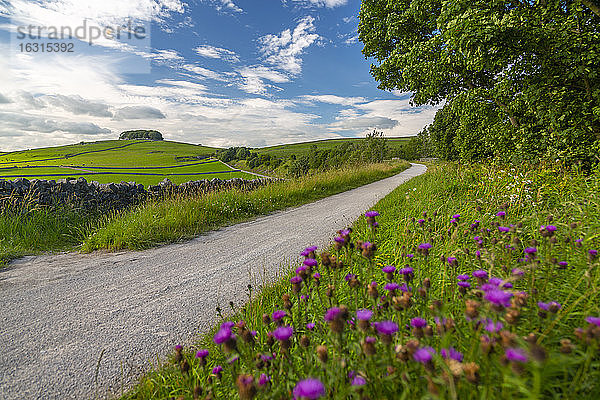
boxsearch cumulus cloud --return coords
[237,66,290,95]
[329,116,398,131]
[113,106,166,120]
[195,45,240,63]
[205,0,243,13]
[300,94,366,106]
[258,16,320,75]
[182,64,227,81]
[44,94,113,118]
[0,111,112,135]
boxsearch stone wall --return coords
[0,176,276,212]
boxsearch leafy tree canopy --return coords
[359,0,600,167]
[119,130,163,141]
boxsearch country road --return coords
[0,163,426,399]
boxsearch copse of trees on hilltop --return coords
[216,131,421,177]
[119,130,164,141]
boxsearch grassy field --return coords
[82,161,410,251]
[124,162,600,399]
[0,161,410,264]
[255,137,412,158]
[0,140,255,186]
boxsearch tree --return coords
[359,1,600,167]
[119,130,163,140]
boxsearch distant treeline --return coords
[119,130,163,141]
[216,132,420,177]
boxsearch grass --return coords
[0,161,410,264]
[0,140,257,186]
[123,162,600,399]
[82,161,411,252]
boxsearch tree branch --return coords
[581,0,600,17]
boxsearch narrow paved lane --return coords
[0,164,426,399]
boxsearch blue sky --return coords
[0,0,437,151]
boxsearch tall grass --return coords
[123,162,600,399]
[82,162,410,252]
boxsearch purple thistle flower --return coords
[410,317,427,328]
[364,336,376,343]
[293,378,325,400]
[356,309,373,321]
[301,246,318,257]
[290,275,303,284]
[585,316,600,327]
[175,344,183,352]
[489,277,503,286]
[484,289,513,307]
[483,318,503,333]
[457,281,471,288]
[306,322,316,330]
[382,265,396,274]
[457,274,470,281]
[313,272,321,279]
[227,355,239,364]
[473,270,488,279]
[441,347,464,362]
[537,301,561,311]
[365,211,379,218]
[505,348,528,363]
[545,225,557,233]
[272,326,293,341]
[558,261,568,268]
[475,250,481,258]
[196,349,209,359]
[400,283,412,292]
[272,310,286,321]
[496,211,506,217]
[524,247,537,256]
[301,294,309,301]
[350,374,366,386]
[303,258,318,267]
[296,265,307,274]
[324,307,341,322]
[334,236,345,244]
[512,268,524,276]
[375,320,399,335]
[417,219,426,225]
[590,250,598,259]
[498,226,510,233]
[413,347,435,363]
[345,273,356,282]
[260,354,274,361]
[212,365,223,375]
[502,282,513,289]
[452,214,461,220]
[259,373,271,386]
[418,243,432,250]
[399,267,414,275]
[213,324,234,345]
[384,282,400,291]
[406,253,414,258]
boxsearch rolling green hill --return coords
[0,140,256,186]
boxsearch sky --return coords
[0,0,437,151]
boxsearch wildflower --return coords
[441,347,464,362]
[537,301,561,313]
[227,355,239,364]
[399,267,414,282]
[272,310,286,322]
[457,281,470,293]
[306,322,315,330]
[484,289,513,310]
[496,211,506,218]
[317,345,328,363]
[303,258,317,267]
[505,348,528,363]
[356,309,373,321]
[351,375,366,386]
[512,268,524,276]
[301,246,318,257]
[290,276,302,294]
[174,345,183,363]
[325,307,344,333]
[586,316,600,327]
[384,282,400,292]
[457,274,470,281]
[410,317,427,328]
[365,210,379,218]
[498,226,510,233]
[272,326,293,341]
[473,270,488,281]
[524,247,537,259]
[382,265,396,280]
[196,349,209,359]
[212,365,223,378]
[375,321,399,345]
[293,378,325,399]
[417,218,426,226]
[214,322,237,352]
[324,307,341,322]
[558,261,568,269]
[453,214,461,220]
[418,242,432,256]
[258,373,270,387]
[590,250,598,261]
[483,319,503,333]
[362,336,377,356]
[413,346,435,363]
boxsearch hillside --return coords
[0,140,255,187]
[255,136,412,157]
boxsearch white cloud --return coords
[113,105,166,120]
[236,66,290,95]
[182,64,226,81]
[329,116,398,131]
[205,0,243,13]
[0,93,11,103]
[290,0,348,8]
[0,111,112,135]
[195,45,240,63]
[300,94,366,106]
[44,94,113,117]
[258,16,320,75]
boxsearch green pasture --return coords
[255,137,412,158]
